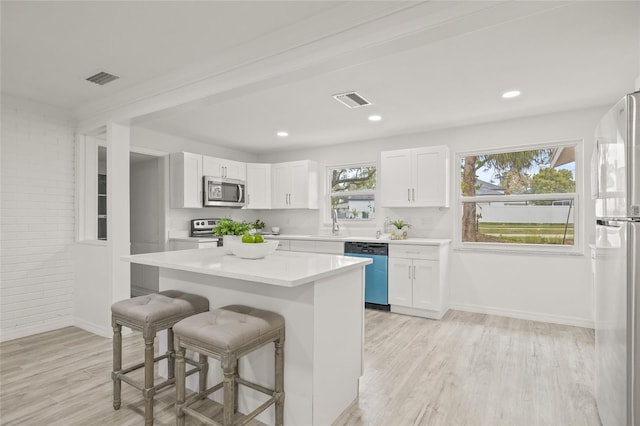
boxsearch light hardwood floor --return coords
[0,310,601,426]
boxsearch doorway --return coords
[129,151,163,296]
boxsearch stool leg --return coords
[222,355,236,426]
[234,358,240,413]
[167,328,175,379]
[112,323,122,410]
[275,336,285,426]
[175,344,186,426]
[198,353,208,396]
[143,336,155,426]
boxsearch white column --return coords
[107,123,131,305]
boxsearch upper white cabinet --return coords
[202,155,246,180]
[245,163,271,209]
[380,145,450,207]
[271,160,319,209]
[170,152,203,208]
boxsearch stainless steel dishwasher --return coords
[344,242,389,311]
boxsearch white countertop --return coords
[122,247,371,287]
[264,234,451,245]
[169,236,219,243]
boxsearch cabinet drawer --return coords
[289,240,315,252]
[274,240,290,251]
[389,245,439,260]
[314,241,343,254]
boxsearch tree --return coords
[530,168,574,194]
[461,149,551,242]
[499,169,531,195]
[331,167,376,192]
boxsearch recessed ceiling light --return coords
[502,90,521,99]
[368,115,382,122]
[276,131,289,137]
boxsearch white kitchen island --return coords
[122,247,371,426]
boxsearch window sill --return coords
[454,242,584,257]
[76,239,108,246]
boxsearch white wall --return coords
[258,105,610,327]
[1,95,76,341]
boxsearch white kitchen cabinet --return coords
[170,152,203,208]
[289,240,343,254]
[380,145,450,207]
[202,155,246,180]
[245,163,271,209]
[388,244,449,319]
[271,160,319,209]
[170,239,219,250]
[274,239,290,251]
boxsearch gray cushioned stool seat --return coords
[111,290,210,339]
[174,305,285,426]
[111,290,209,426]
[173,305,285,352]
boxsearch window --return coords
[457,141,580,253]
[327,164,376,221]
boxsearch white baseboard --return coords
[448,302,594,329]
[0,317,74,343]
[73,317,112,338]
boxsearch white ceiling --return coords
[2,1,639,154]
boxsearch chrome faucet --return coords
[332,209,340,236]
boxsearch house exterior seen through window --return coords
[328,164,376,221]
[459,141,579,251]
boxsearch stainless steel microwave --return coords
[203,176,245,207]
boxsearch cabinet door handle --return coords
[408,188,411,202]
[412,188,415,201]
[413,265,416,280]
[408,265,412,279]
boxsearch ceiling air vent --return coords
[332,91,372,109]
[86,71,119,86]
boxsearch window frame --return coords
[324,162,377,226]
[454,138,584,255]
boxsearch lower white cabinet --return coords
[388,244,448,319]
[289,240,343,254]
[170,239,219,250]
[267,238,343,254]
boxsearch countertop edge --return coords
[264,235,452,245]
[122,251,371,287]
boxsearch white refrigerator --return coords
[594,91,640,426]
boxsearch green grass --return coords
[474,222,574,245]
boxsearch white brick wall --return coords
[1,95,76,341]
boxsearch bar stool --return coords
[111,290,209,426]
[173,305,285,426]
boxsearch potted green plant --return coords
[213,218,252,245]
[252,219,265,232]
[391,219,411,239]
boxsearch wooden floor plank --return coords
[0,310,601,425]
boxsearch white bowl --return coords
[226,240,279,259]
